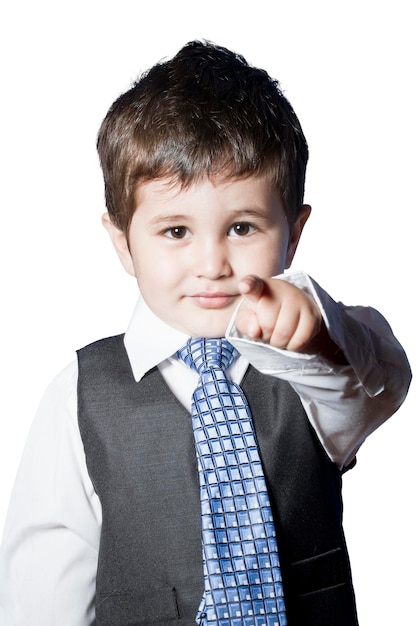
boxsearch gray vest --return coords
[77,335,358,626]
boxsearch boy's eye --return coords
[229,223,256,237]
[164,226,190,239]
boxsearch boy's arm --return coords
[0,362,100,626]
[226,271,412,470]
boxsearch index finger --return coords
[238,275,265,310]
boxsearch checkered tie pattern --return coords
[177,338,287,626]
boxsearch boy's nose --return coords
[193,241,232,280]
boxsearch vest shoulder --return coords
[77,334,129,380]
[77,334,125,358]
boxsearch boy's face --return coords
[105,176,310,338]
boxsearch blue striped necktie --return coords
[177,337,287,626]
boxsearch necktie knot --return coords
[177,338,238,374]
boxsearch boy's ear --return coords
[285,204,311,269]
[102,213,136,276]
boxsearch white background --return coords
[0,1,415,623]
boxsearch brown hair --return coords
[97,40,309,235]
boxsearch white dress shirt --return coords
[0,271,411,626]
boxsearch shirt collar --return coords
[124,296,191,382]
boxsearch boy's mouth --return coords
[191,293,237,309]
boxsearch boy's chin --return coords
[160,305,235,338]
[186,326,230,339]
[177,317,231,339]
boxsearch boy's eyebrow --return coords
[149,214,191,225]
[150,207,271,225]
[228,207,271,220]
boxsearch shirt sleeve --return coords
[226,271,412,470]
[0,361,101,626]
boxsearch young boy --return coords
[0,41,411,626]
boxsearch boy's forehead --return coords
[135,177,185,199]
[134,174,279,204]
